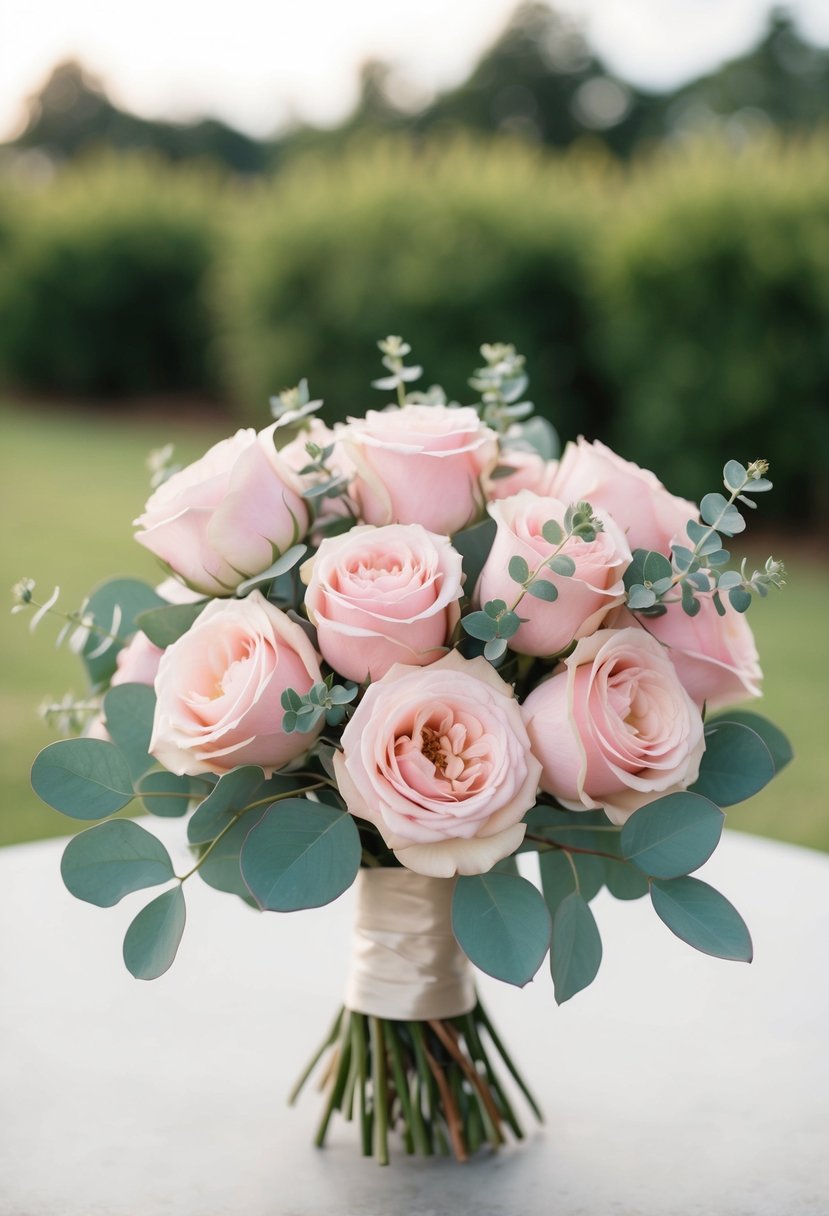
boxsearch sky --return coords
[1,0,828,142]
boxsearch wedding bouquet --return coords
[16,338,790,1165]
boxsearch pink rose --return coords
[476,491,631,656]
[610,600,762,712]
[301,524,463,683]
[548,438,696,553]
[111,631,164,688]
[334,651,541,877]
[343,404,498,535]
[484,448,557,502]
[134,425,308,596]
[521,627,704,825]
[278,417,358,539]
[149,590,323,777]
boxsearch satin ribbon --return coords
[344,868,476,1020]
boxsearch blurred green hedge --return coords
[1,136,826,521]
[596,139,829,521]
[0,158,224,398]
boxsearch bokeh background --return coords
[1,1,827,849]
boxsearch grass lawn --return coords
[1,400,827,852]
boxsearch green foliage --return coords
[81,578,164,687]
[451,872,551,987]
[550,892,603,1005]
[0,156,224,399]
[60,819,174,906]
[31,738,134,819]
[597,136,829,521]
[102,683,156,782]
[691,721,776,806]
[620,792,724,879]
[123,886,187,980]
[240,799,362,911]
[650,877,753,962]
[135,600,206,648]
[218,140,601,442]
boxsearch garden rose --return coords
[343,404,498,535]
[149,590,323,777]
[549,438,696,553]
[484,447,557,502]
[609,599,762,711]
[134,425,308,596]
[301,524,463,682]
[476,491,631,656]
[333,650,541,877]
[111,631,163,688]
[521,627,704,824]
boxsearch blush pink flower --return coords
[149,590,323,777]
[334,651,541,877]
[548,437,697,553]
[134,425,308,596]
[521,627,704,825]
[484,448,557,502]
[476,491,631,656]
[301,524,463,682]
[343,404,498,535]
[609,600,762,711]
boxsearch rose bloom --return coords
[134,425,308,596]
[334,650,541,877]
[521,627,704,825]
[301,524,463,683]
[343,404,498,535]
[609,600,762,712]
[278,417,358,541]
[150,590,323,777]
[484,447,557,502]
[548,437,696,553]
[477,491,631,656]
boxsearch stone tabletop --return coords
[1,824,828,1216]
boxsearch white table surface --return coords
[1,823,828,1216]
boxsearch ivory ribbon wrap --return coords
[344,868,476,1020]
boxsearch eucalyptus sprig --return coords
[270,378,324,429]
[625,459,785,618]
[282,678,360,734]
[372,336,423,407]
[469,343,534,434]
[462,502,602,662]
[11,578,122,658]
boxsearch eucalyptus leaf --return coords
[123,886,186,980]
[621,792,724,879]
[31,738,134,819]
[707,711,792,774]
[539,849,604,919]
[61,820,174,907]
[240,800,361,911]
[103,683,157,782]
[642,551,673,583]
[235,545,308,595]
[691,722,775,806]
[197,811,266,902]
[81,578,165,686]
[550,893,603,1004]
[135,600,206,648]
[602,857,650,901]
[451,873,551,987]
[137,771,207,818]
[452,518,496,592]
[723,460,747,492]
[508,556,530,585]
[518,416,560,460]
[188,767,298,844]
[650,877,753,961]
[527,578,558,602]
